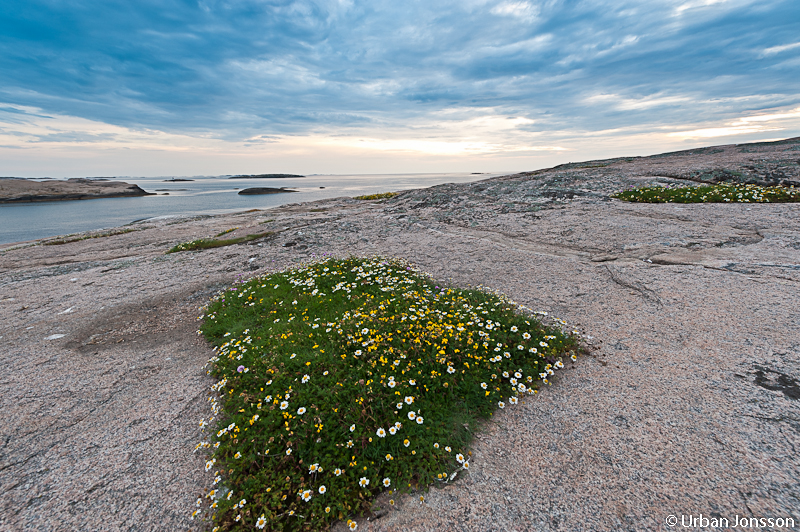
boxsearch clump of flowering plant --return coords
[193,257,581,531]
[612,182,799,203]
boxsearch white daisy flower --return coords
[376,428,387,438]
[456,453,465,464]
[404,396,414,404]
[447,366,455,374]
[416,416,424,425]
[498,401,506,409]
[359,477,370,487]
[297,407,306,415]
[383,478,391,487]
[318,485,327,494]
[510,396,518,404]
[280,401,289,410]
[350,424,356,432]
[302,374,310,383]
[407,411,416,420]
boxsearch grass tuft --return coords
[612,183,799,203]
[215,228,239,237]
[193,257,580,531]
[43,227,140,245]
[353,192,398,201]
[167,231,273,253]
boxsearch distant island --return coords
[229,174,304,179]
[0,177,154,203]
[238,187,297,195]
[163,178,194,182]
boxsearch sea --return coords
[0,172,506,246]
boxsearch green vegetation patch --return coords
[43,227,141,245]
[216,228,240,237]
[167,231,273,253]
[194,257,580,531]
[612,183,800,203]
[353,192,398,200]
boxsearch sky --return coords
[1,0,799,177]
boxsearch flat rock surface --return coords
[1,138,799,531]
[0,177,152,203]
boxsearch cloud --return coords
[0,0,798,174]
[490,1,539,21]
[668,107,800,138]
[760,41,800,57]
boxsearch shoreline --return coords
[0,173,506,246]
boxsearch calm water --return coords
[0,173,503,245]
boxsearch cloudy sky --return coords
[1,0,799,177]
